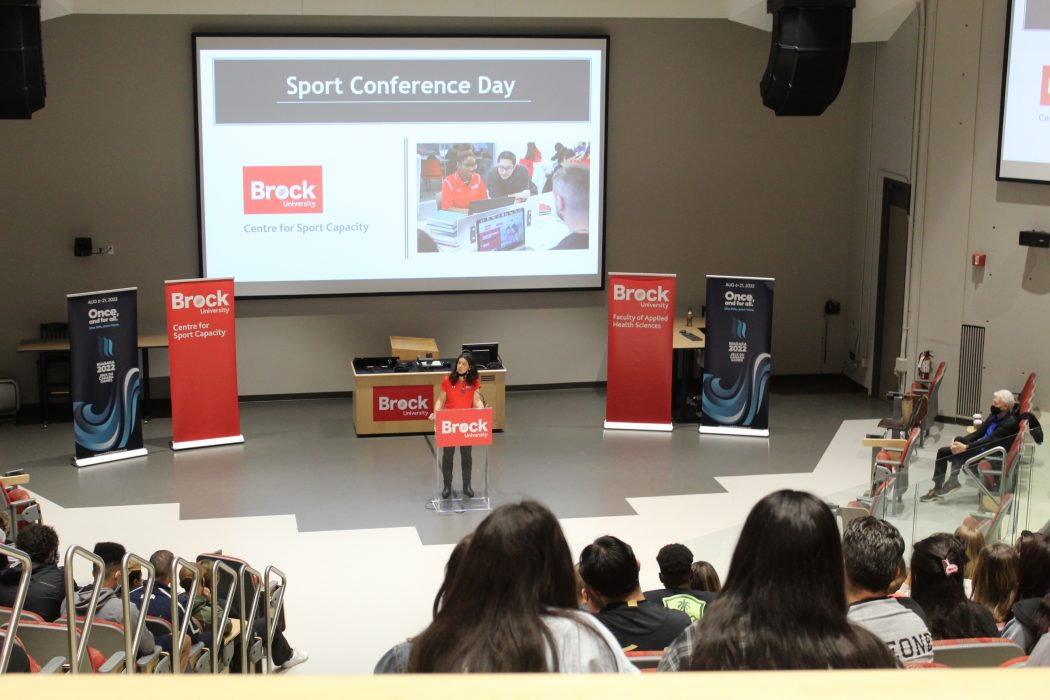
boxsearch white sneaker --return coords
[280,649,308,671]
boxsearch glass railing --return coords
[909,423,1043,545]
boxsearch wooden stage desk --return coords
[352,362,506,436]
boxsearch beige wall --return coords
[910,0,1049,415]
[1,14,872,400]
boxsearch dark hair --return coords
[524,142,539,160]
[408,500,612,672]
[455,150,477,167]
[15,524,59,565]
[431,534,472,618]
[578,535,639,600]
[447,352,479,386]
[496,150,516,164]
[689,561,722,593]
[656,543,693,588]
[93,541,125,567]
[910,533,993,639]
[1017,533,1050,600]
[687,490,896,670]
[842,516,905,593]
[971,543,1019,624]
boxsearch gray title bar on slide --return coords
[213,59,592,124]
[1026,0,1050,29]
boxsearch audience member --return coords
[970,543,1019,626]
[0,524,64,621]
[642,543,716,622]
[1002,533,1050,652]
[60,541,158,658]
[842,517,933,664]
[408,501,636,673]
[954,524,985,592]
[374,534,472,673]
[689,561,722,594]
[129,549,197,671]
[579,535,691,650]
[439,150,488,212]
[1028,633,1050,667]
[909,533,998,640]
[921,390,1020,501]
[658,490,897,671]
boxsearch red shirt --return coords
[441,375,481,409]
[440,173,488,210]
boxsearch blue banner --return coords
[700,276,774,436]
[67,288,146,466]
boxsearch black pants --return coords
[441,446,472,490]
[932,440,986,489]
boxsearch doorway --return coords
[871,178,911,400]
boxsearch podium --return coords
[432,407,492,513]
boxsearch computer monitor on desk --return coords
[462,342,500,368]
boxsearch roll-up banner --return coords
[166,278,244,450]
[700,275,774,437]
[605,272,676,431]
[67,288,148,467]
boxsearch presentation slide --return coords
[998,0,1050,183]
[194,35,607,296]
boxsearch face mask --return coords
[989,405,1002,416]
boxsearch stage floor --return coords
[3,385,896,673]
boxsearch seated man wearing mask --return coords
[920,389,1020,501]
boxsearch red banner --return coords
[374,385,433,421]
[605,273,676,431]
[165,278,243,449]
[435,408,493,447]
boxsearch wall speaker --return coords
[1019,230,1050,248]
[760,0,855,116]
[0,0,45,119]
[74,236,92,257]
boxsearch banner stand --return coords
[699,275,774,438]
[73,448,148,468]
[171,435,245,451]
[604,272,676,432]
[431,407,493,514]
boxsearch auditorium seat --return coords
[911,362,946,444]
[931,638,1025,668]
[57,616,168,673]
[15,620,117,673]
[962,493,1015,542]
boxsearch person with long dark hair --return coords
[429,352,484,499]
[658,490,897,671]
[909,533,999,640]
[1002,533,1050,652]
[407,501,636,673]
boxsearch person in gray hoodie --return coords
[60,541,157,658]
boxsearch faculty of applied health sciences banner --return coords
[700,275,774,437]
[166,278,244,450]
[68,288,148,467]
[604,272,676,431]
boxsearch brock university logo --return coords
[243,166,323,214]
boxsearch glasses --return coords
[497,164,515,172]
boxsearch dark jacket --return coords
[1003,597,1046,653]
[0,562,66,622]
[959,406,1021,453]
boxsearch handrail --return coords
[63,545,104,674]
[119,552,155,674]
[209,560,237,673]
[171,557,199,675]
[264,565,287,674]
[239,563,263,674]
[0,543,31,673]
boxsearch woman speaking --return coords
[430,353,485,499]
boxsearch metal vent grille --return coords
[956,324,985,417]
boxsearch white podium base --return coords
[171,435,246,451]
[603,421,673,432]
[698,425,770,437]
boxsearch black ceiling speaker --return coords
[760,0,855,116]
[0,0,46,119]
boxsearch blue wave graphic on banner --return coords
[732,318,747,341]
[73,368,141,452]
[701,353,771,426]
[97,336,114,358]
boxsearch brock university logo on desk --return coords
[435,408,493,447]
[373,385,432,421]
